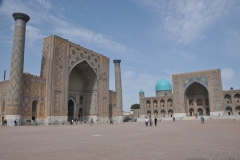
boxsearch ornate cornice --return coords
[12,13,30,22]
[113,59,121,64]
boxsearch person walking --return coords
[173,117,175,122]
[154,117,157,126]
[2,119,7,126]
[200,116,204,124]
[4,119,7,126]
[90,118,93,126]
[145,118,148,127]
[109,118,113,125]
[158,117,161,122]
[149,118,152,126]
[14,119,18,126]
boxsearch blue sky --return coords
[0,0,240,111]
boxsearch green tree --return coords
[130,103,140,110]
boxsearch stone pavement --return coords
[0,119,240,160]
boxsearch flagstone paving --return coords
[0,119,240,160]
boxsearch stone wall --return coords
[0,80,8,124]
[21,73,46,121]
[140,94,174,118]
[222,89,240,115]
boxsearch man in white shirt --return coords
[145,118,149,127]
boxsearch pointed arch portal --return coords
[68,60,97,119]
[185,82,209,116]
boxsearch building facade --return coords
[0,13,123,126]
[139,69,240,118]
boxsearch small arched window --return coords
[189,100,193,106]
[32,101,37,112]
[197,99,202,106]
[160,99,165,107]
[153,100,157,108]
[167,99,173,107]
[224,94,232,103]
[205,99,209,105]
[80,96,84,104]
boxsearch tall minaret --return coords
[113,59,123,122]
[6,13,30,125]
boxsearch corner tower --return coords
[6,13,30,125]
[139,90,145,115]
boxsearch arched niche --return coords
[185,82,209,116]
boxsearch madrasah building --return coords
[139,70,240,119]
[0,13,123,126]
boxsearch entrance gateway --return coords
[184,82,209,116]
[0,12,124,126]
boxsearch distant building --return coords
[139,69,240,118]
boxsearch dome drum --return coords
[156,90,172,97]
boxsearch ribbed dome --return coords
[139,90,144,94]
[155,78,172,91]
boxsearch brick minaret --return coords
[113,60,123,122]
[6,13,30,125]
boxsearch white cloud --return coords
[221,68,235,81]
[35,0,52,9]
[138,0,231,44]
[54,24,126,53]
[26,25,46,44]
[122,69,174,94]
[122,71,160,92]
[0,0,50,24]
[179,51,195,62]
[0,0,126,53]
[225,29,240,58]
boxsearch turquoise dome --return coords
[155,78,172,91]
[139,90,144,94]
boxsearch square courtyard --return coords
[0,119,240,160]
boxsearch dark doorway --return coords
[197,108,203,115]
[189,108,194,116]
[109,106,112,119]
[78,108,83,120]
[226,107,232,115]
[206,108,210,116]
[68,99,74,121]
[32,100,37,121]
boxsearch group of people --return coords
[69,118,83,125]
[145,117,158,126]
[1,119,18,126]
[69,117,94,126]
[144,116,207,126]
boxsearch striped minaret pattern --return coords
[113,60,123,116]
[6,13,30,124]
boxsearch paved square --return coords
[1,119,240,160]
